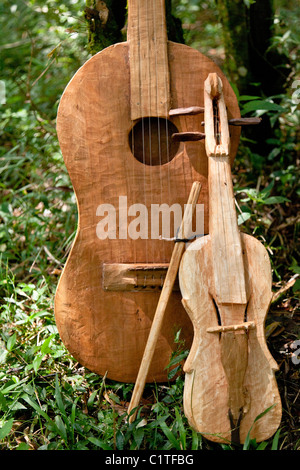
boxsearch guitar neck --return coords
[127,0,170,120]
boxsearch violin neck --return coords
[127,0,170,120]
[208,156,247,305]
[204,73,247,306]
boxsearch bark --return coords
[84,0,184,56]
[84,0,127,55]
[216,0,290,155]
[216,0,290,96]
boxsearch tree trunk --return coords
[84,0,127,55]
[216,0,290,155]
[216,0,289,97]
[84,0,184,56]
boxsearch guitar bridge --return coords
[102,263,180,291]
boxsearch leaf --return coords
[167,350,189,368]
[33,354,43,373]
[167,364,181,380]
[262,196,290,205]
[242,100,285,113]
[260,180,274,197]
[6,333,16,351]
[40,336,53,354]
[55,375,66,418]
[293,279,300,293]
[159,421,181,450]
[239,95,261,101]
[238,212,251,225]
[22,395,52,423]
[87,390,98,408]
[116,430,125,450]
[0,392,7,411]
[16,442,30,450]
[88,437,112,450]
[133,427,144,449]
[54,415,67,442]
[0,418,14,440]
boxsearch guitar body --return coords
[179,233,282,443]
[55,41,241,383]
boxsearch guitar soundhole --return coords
[129,117,180,166]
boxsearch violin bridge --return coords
[102,263,180,292]
[206,321,255,334]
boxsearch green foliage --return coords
[0,0,299,452]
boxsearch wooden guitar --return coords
[54,0,241,383]
[179,73,282,444]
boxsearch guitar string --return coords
[159,0,171,258]
[129,0,138,266]
[130,34,137,267]
[153,0,166,265]
[147,0,154,265]
[140,0,149,266]
[145,0,155,267]
[160,0,172,246]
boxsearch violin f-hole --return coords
[211,297,222,341]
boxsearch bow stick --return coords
[128,181,202,423]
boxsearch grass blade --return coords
[243,404,276,450]
[175,407,186,450]
[159,421,181,450]
[271,428,281,450]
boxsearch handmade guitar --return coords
[54,0,241,383]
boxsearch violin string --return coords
[214,96,234,328]
[221,100,246,313]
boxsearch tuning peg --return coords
[228,117,262,126]
[172,132,206,142]
[169,106,204,117]
[201,117,262,127]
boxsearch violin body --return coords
[179,232,282,443]
[54,41,241,383]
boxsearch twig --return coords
[272,274,299,304]
[43,246,62,266]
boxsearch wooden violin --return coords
[54,0,241,383]
[179,73,282,444]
